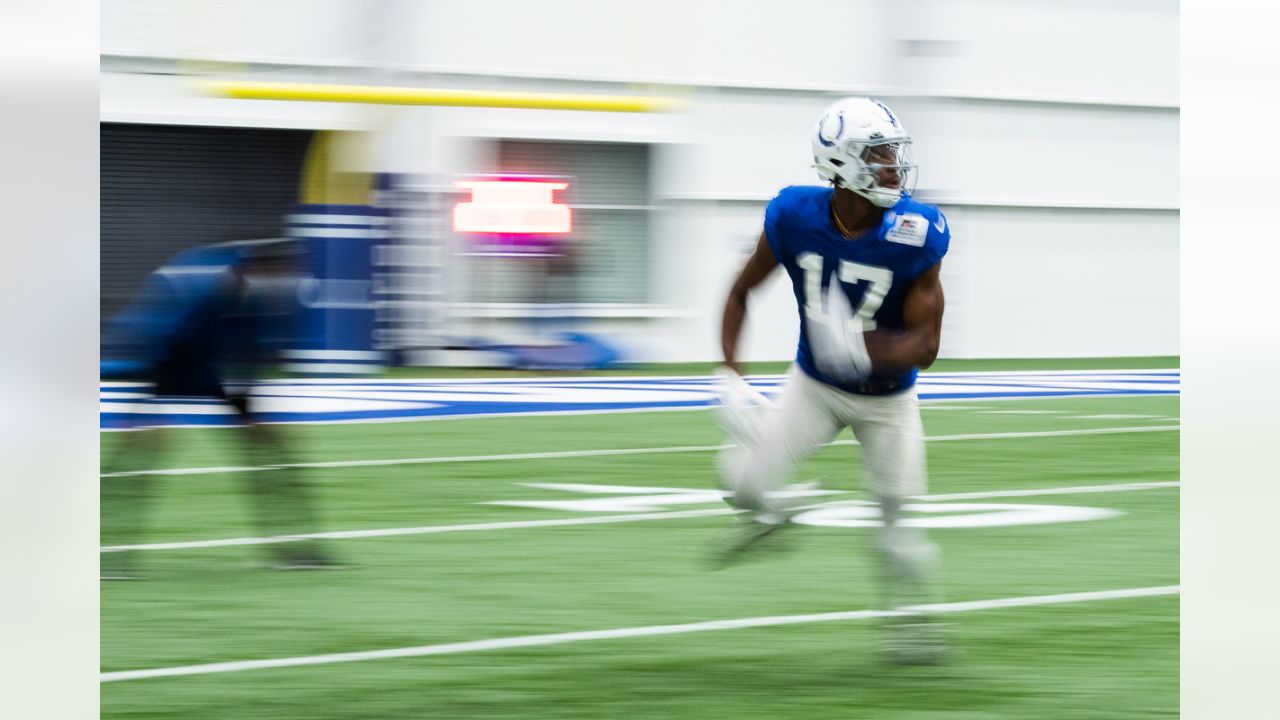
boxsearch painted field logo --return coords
[490,483,1122,529]
[791,501,1120,528]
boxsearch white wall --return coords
[892,0,1179,106]
[938,206,1179,358]
[100,0,1180,361]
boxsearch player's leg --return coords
[100,424,166,579]
[100,365,184,579]
[874,493,946,664]
[229,388,340,569]
[845,389,937,601]
[716,366,842,517]
[845,389,946,662]
[711,367,844,566]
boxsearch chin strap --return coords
[851,185,902,209]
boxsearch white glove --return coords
[712,366,774,445]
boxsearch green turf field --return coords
[100,364,1179,719]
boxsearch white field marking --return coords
[100,424,1179,479]
[1071,414,1161,420]
[522,482,703,494]
[917,481,1180,502]
[97,403,744,432]
[97,368,1178,391]
[100,368,1178,402]
[98,371,1179,397]
[102,402,238,416]
[909,369,1177,378]
[100,479,1180,553]
[100,584,1180,683]
[98,392,1179,432]
[977,409,1068,415]
[911,426,1177,444]
[793,502,1121,529]
[491,482,840,513]
[98,381,1173,407]
[100,509,737,552]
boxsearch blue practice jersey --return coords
[764,185,950,395]
[103,242,295,382]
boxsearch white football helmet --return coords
[811,97,917,208]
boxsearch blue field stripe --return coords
[100,370,1179,429]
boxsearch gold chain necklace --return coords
[832,203,857,238]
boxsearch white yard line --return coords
[100,479,1180,553]
[913,426,1177,443]
[101,425,1179,478]
[1071,414,1162,420]
[100,584,1179,683]
[101,509,736,552]
[919,481,1180,502]
[977,410,1069,415]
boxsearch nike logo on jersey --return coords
[933,214,947,234]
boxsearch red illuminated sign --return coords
[453,179,572,234]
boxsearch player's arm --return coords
[721,232,779,375]
[865,262,945,372]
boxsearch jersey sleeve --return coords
[921,206,951,267]
[763,186,797,263]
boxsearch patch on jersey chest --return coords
[884,212,928,247]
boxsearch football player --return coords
[101,239,341,578]
[714,97,949,663]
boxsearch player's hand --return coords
[713,366,773,409]
[712,366,775,446]
[807,281,873,383]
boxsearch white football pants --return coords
[717,365,939,608]
[718,365,927,502]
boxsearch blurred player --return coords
[714,97,950,663]
[101,239,340,579]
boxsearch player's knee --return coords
[869,467,925,497]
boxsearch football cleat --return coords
[708,510,798,570]
[100,553,139,581]
[881,614,949,666]
[267,548,349,571]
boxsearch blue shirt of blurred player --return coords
[104,239,301,414]
[100,238,341,576]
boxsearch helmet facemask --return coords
[848,139,917,207]
[817,138,917,208]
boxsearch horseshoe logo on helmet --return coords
[817,111,845,148]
